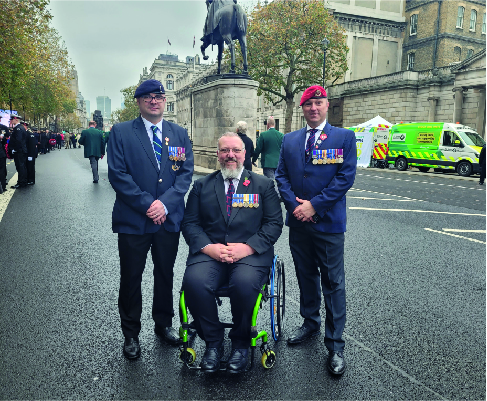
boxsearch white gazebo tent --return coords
[354,115,392,128]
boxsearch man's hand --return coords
[293,197,316,222]
[146,200,166,225]
[201,244,226,262]
[225,243,255,263]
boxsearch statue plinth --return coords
[191,78,259,169]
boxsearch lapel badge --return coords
[165,137,169,146]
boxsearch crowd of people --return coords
[0,115,105,192]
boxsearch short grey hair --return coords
[217,132,244,150]
[236,121,248,134]
[267,116,275,127]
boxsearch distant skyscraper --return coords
[96,96,111,120]
[85,100,90,118]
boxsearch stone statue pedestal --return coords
[192,77,259,169]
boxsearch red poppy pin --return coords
[320,133,327,140]
[243,177,250,186]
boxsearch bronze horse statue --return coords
[201,0,248,75]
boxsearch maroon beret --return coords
[300,85,327,106]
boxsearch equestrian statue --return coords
[201,0,248,75]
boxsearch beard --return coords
[219,157,244,180]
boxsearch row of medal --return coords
[168,146,186,161]
[312,149,344,164]
[231,194,259,208]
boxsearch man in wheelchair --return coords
[181,132,283,373]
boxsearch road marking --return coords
[286,294,447,399]
[425,228,486,244]
[0,174,18,223]
[442,228,486,233]
[349,207,485,217]
[348,196,416,202]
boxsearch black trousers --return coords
[13,152,27,186]
[183,260,269,349]
[0,157,6,189]
[118,229,181,338]
[27,159,35,184]
[289,225,346,352]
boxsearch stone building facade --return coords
[403,0,486,71]
[138,53,205,124]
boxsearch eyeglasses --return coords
[219,148,243,154]
[141,94,166,103]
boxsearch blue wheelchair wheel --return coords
[270,256,285,341]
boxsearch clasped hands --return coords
[293,197,317,223]
[146,200,166,225]
[203,243,255,264]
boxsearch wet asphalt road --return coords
[0,148,485,400]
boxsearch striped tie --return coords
[226,179,234,219]
[305,129,318,164]
[151,125,162,164]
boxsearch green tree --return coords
[0,0,74,122]
[111,85,139,124]
[228,0,349,133]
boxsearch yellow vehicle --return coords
[387,122,485,177]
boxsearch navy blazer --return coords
[107,117,194,234]
[275,122,357,233]
[182,170,283,267]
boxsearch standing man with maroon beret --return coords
[275,85,357,375]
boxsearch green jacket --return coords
[252,128,284,168]
[79,127,105,158]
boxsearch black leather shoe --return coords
[227,348,249,373]
[287,325,320,345]
[27,182,34,185]
[200,346,224,373]
[327,351,346,375]
[123,337,141,359]
[154,326,182,346]
[10,184,25,189]
[93,180,98,183]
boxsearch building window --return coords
[483,13,486,34]
[466,48,474,59]
[407,53,415,70]
[457,6,465,28]
[166,74,174,79]
[454,46,462,61]
[167,102,174,112]
[470,9,477,31]
[410,14,418,35]
[166,80,174,90]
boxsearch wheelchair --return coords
[178,255,285,370]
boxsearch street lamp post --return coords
[321,38,330,88]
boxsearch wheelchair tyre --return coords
[179,348,196,365]
[261,350,276,369]
[270,257,285,341]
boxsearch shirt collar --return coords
[141,116,164,133]
[306,119,327,132]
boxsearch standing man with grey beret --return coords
[108,79,194,359]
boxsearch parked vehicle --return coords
[386,122,485,177]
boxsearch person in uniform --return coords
[181,132,282,373]
[9,115,28,189]
[275,85,357,375]
[79,121,105,183]
[25,123,37,185]
[252,116,283,180]
[0,122,9,193]
[107,79,194,359]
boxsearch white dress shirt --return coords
[304,119,327,149]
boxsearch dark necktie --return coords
[151,125,162,164]
[226,179,235,219]
[305,129,318,164]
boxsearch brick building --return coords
[403,0,486,71]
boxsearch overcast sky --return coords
[49,0,259,114]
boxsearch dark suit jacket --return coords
[79,127,105,158]
[275,122,357,233]
[107,117,194,234]
[182,169,283,267]
[237,133,254,171]
[9,124,27,154]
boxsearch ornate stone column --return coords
[427,97,438,122]
[452,87,464,123]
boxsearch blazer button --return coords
[304,174,308,178]
[158,179,162,183]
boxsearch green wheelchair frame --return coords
[178,255,285,371]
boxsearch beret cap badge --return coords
[315,90,321,96]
